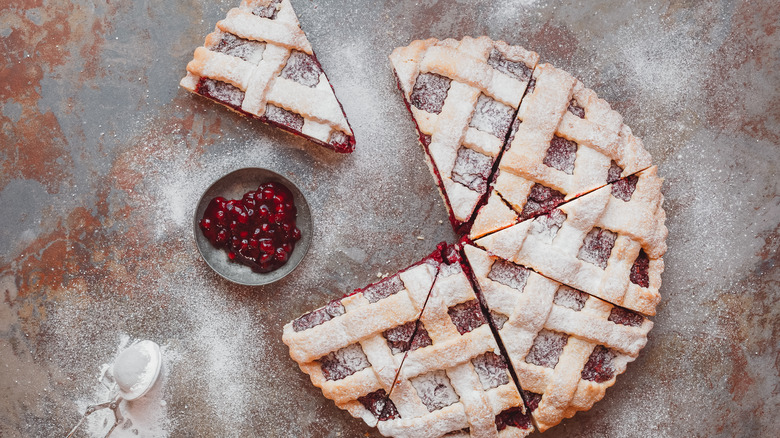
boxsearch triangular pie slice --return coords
[463,244,653,431]
[469,63,652,239]
[378,246,534,438]
[282,245,447,428]
[180,0,355,153]
[475,166,666,316]
[390,37,539,234]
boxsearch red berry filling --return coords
[489,311,509,330]
[451,147,493,192]
[319,343,371,381]
[264,104,304,132]
[525,330,569,369]
[410,371,459,412]
[410,73,451,114]
[487,49,533,82]
[608,307,645,327]
[567,98,585,118]
[196,78,245,111]
[519,184,566,220]
[212,33,265,64]
[522,390,543,412]
[251,0,281,19]
[581,345,617,383]
[358,389,399,421]
[553,285,589,311]
[360,275,405,303]
[488,259,530,292]
[495,407,533,431]
[383,321,432,355]
[280,51,323,88]
[544,135,578,175]
[577,227,617,269]
[292,299,345,332]
[199,181,302,273]
[630,249,650,287]
[448,299,487,335]
[611,174,639,202]
[607,160,623,183]
[472,351,510,389]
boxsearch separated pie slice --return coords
[180,0,355,152]
[463,244,653,431]
[390,37,539,234]
[378,246,534,438]
[469,63,652,239]
[474,166,666,316]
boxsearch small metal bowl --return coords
[193,168,312,286]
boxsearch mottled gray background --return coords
[1,0,778,437]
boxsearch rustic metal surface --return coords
[1,0,778,437]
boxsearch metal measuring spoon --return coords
[66,340,162,438]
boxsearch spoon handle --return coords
[64,397,121,438]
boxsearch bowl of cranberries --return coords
[194,168,312,285]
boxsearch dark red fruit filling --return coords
[581,345,617,383]
[410,73,451,114]
[469,94,515,139]
[553,286,589,311]
[199,181,302,273]
[292,299,345,332]
[490,311,509,330]
[577,227,617,269]
[495,407,533,431]
[361,275,405,303]
[611,174,639,202]
[487,49,532,82]
[506,118,521,145]
[533,209,567,238]
[280,51,322,87]
[544,135,578,175]
[213,33,264,63]
[358,389,399,421]
[451,147,493,192]
[383,321,432,355]
[523,77,536,96]
[472,351,509,389]
[320,343,371,381]
[251,0,281,19]
[410,371,459,412]
[448,299,487,335]
[196,78,245,111]
[328,130,350,150]
[568,98,585,118]
[522,390,543,412]
[264,104,304,132]
[607,160,623,183]
[525,330,569,369]
[488,259,530,292]
[608,307,645,327]
[519,184,565,220]
[630,249,650,287]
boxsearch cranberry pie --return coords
[474,167,666,316]
[390,37,539,234]
[180,0,355,152]
[463,244,653,431]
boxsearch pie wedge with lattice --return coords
[180,0,355,152]
[463,244,653,431]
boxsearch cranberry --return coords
[199,181,302,273]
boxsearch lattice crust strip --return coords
[470,63,653,239]
[475,166,666,316]
[377,253,534,438]
[282,248,445,427]
[180,0,355,152]
[390,37,539,233]
[463,244,653,431]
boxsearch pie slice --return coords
[390,37,539,234]
[378,246,534,438]
[282,245,449,427]
[469,63,652,239]
[474,166,666,316]
[463,244,653,431]
[180,0,355,153]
